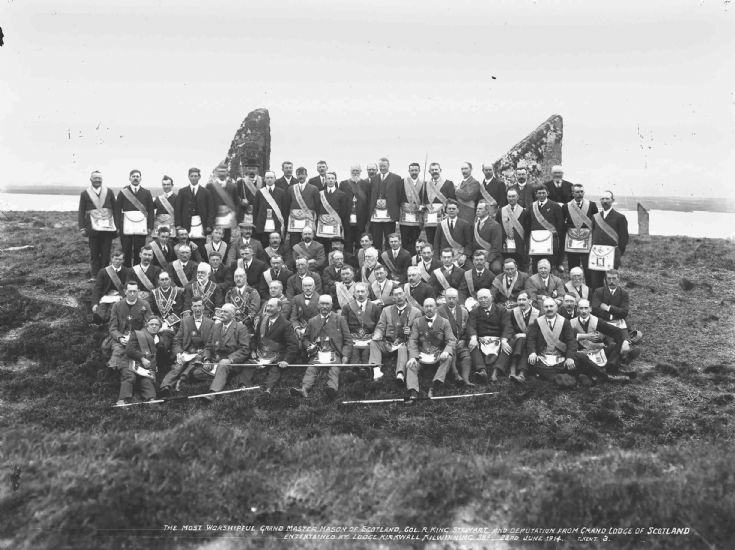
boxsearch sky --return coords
[1,0,734,199]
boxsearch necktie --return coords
[162,245,167,254]
[427,318,433,328]
[359,304,364,313]
[269,187,273,194]
[450,220,454,231]
[511,205,515,212]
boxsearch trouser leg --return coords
[264,365,281,390]
[118,367,136,400]
[434,357,452,383]
[344,225,359,256]
[302,365,319,391]
[209,362,232,392]
[139,377,157,400]
[236,365,256,387]
[109,341,127,369]
[589,270,606,291]
[399,225,420,249]
[574,352,609,379]
[327,366,340,391]
[516,353,530,374]
[470,348,485,372]
[120,235,134,267]
[406,360,421,392]
[424,227,437,247]
[395,345,408,376]
[368,340,388,366]
[456,343,471,381]
[160,361,186,389]
[492,351,511,374]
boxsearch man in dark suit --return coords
[206,164,240,244]
[236,298,299,395]
[507,166,539,209]
[286,259,323,300]
[406,297,456,400]
[275,160,296,193]
[341,283,381,375]
[321,250,346,298]
[208,252,233,292]
[474,200,504,274]
[149,225,177,269]
[562,183,599,278]
[174,167,215,255]
[235,163,263,224]
[381,233,412,284]
[396,162,425,248]
[497,188,531,272]
[167,244,199,288]
[289,277,320,343]
[119,317,163,405]
[204,303,251,400]
[490,258,529,309]
[107,281,153,371]
[506,291,539,384]
[91,251,131,323]
[339,166,371,255]
[184,263,225,319]
[78,170,117,277]
[258,255,292,300]
[291,226,326,272]
[252,171,288,249]
[433,199,473,260]
[480,163,507,208]
[459,251,495,303]
[153,175,177,236]
[258,231,291,267]
[290,295,353,400]
[130,245,161,301]
[228,222,266,265]
[233,244,268,290]
[590,270,629,332]
[404,266,436,313]
[571,298,630,380]
[307,160,329,191]
[467,289,513,383]
[437,288,473,386]
[544,165,574,206]
[455,162,482,226]
[223,267,261,331]
[524,259,565,311]
[149,271,185,323]
[558,294,579,320]
[428,248,465,304]
[285,168,320,247]
[115,169,155,267]
[422,163,457,245]
[315,172,349,253]
[368,157,402,250]
[526,298,579,384]
[529,186,564,274]
[589,191,629,289]
[159,296,215,394]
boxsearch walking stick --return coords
[112,386,261,407]
[341,392,497,405]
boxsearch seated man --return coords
[204,226,229,264]
[228,221,265,265]
[558,294,579,320]
[286,257,323,299]
[224,267,261,331]
[173,227,203,263]
[118,316,163,405]
[357,232,374,268]
[321,249,345,298]
[428,248,465,305]
[333,265,357,310]
[565,266,590,302]
[92,251,131,323]
[404,265,435,313]
[571,298,629,381]
[291,225,326,273]
[167,244,198,289]
[208,251,232,292]
[437,288,473,386]
[149,225,177,269]
[590,269,640,360]
[467,288,512,384]
[406,298,456,402]
[369,285,422,383]
[381,232,412,283]
[368,264,397,308]
[235,244,269,289]
[184,262,224,318]
[203,303,251,401]
[259,231,291,267]
[107,281,153,371]
[258,254,292,299]
[290,295,353,400]
[131,245,161,302]
[159,297,215,394]
[258,280,291,322]
[416,243,441,283]
[526,298,578,384]
[459,250,495,308]
[149,271,185,360]
[341,282,381,378]
[289,276,319,341]
[490,258,529,310]
[359,246,383,285]
[524,258,564,310]
[506,291,540,384]
[236,298,299,396]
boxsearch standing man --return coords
[175,167,215,255]
[422,162,455,245]
[78,170,117,278]
[235,162,263,226]
[474,200,504,274]
[275,160,296,193]
[406,298,456,400]
[252,170,287,248]
[562,183,598,279]
[455,161,481,226]
[528,186,564,273]
[368,157,402,250]
[286,167,319,246]
[339,165,370,255]
[589,191,629,289]
[480,163,507,208]
[507,165,537,208]
[497,188,530,273]
[397,162,424,247]
[316,171,349,253]
[115,169,154,268]
[544,165,574,206]
[153,175,177,236]
[433,199,473,261]
[308,160,329,191]
[206,163,240,244]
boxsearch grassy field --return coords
[1,212,734,549]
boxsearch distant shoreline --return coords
[2,187,733,213]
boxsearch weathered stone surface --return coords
[637,203,650,236]
[217,108,271,178]
[492,114,563,188]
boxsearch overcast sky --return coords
[1,0,733,199]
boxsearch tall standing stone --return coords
[637,203,650,236]
[492,114,563,188]
[216,108,271,178]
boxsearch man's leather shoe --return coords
[405,389,419,404]
[289,387,307,398]
[472,370,488,384]
[395,372,405,387]
[428,380,443,398]
[325,387,338,400]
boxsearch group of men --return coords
[78,158,640,406]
